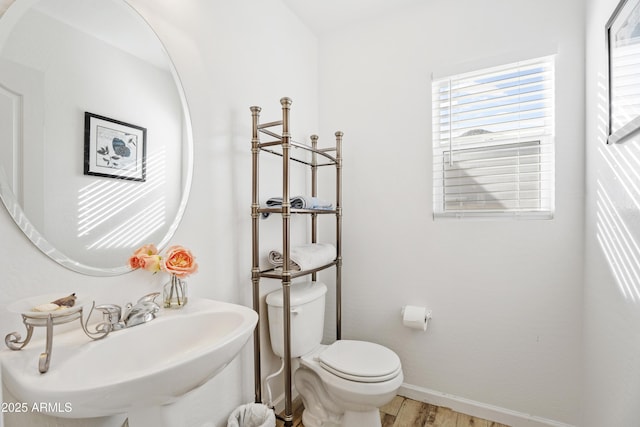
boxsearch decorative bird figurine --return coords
[50,293,77,308]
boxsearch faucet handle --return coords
[122,302,133,323]
[137,292,160,304]
[95,304,124,331]
[95,304,121,316]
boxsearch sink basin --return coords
[1,298,258,421]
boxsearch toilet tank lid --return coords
[266,281,327,307]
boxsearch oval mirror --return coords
[0,0,193,276]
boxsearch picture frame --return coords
[606,0,640,144]
[84,112,147,181]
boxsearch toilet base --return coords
[296,367,342,427]
[301,409,341,427]
[342,409,382,427]
[295,364,388,427]
[301,408,381,427]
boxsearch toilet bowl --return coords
[266,282,403,427]
[295,341,404,427]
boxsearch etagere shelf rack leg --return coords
[335,131,343,340]
[311,135,318,283]
[280,97,294,427]
[250,105,262,404]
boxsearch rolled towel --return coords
[262,196,333,218]
[268,243,336,271]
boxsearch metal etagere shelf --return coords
[250,97,342,427]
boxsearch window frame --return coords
[431,55,556,220]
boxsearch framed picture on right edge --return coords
[606,0,640,144]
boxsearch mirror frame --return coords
[0,0,194,276]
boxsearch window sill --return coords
[433,211,554,221]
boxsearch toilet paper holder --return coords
[400,305,432,331]
[400,305,433,318]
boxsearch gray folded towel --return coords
[262,196,333,218]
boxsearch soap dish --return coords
[5,293,109,373]
[7,293,88,319]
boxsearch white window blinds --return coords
[432,55,555,219]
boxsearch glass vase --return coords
[163,274,188,309]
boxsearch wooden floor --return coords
[277,395,511,427]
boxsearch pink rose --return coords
[128,244,159,270]
[162,245,198,278]
[134,244,158,256]
[139,254,162,273]
[128,255,143,269]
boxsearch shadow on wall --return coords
[595,69,640,302]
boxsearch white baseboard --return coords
[399,383,575,427]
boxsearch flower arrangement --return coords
[129,244,198,308]
[129,244,198,277]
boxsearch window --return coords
[432,56,555,219]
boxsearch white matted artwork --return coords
[84,112,146,181]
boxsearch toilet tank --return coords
[266,281,327,358]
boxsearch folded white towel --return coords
[268,243,336,271]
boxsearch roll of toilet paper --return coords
[402,305,430,331]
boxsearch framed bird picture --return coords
[84,112,147,181]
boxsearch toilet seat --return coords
[318,340,401,383]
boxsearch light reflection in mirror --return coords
[78,150,167,237]
[86,199,165,250]
[78,149,167,250]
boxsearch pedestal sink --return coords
[0,298,258,425]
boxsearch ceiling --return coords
[281,0,422,35]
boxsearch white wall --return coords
[317,0,585,425]
[584,0,640,426]
[0,0,317,426]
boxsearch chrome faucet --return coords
[95,292,160,330]
[122,293,161,327]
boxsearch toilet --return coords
[266,281,403,427]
